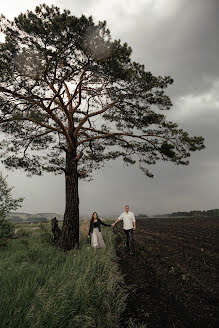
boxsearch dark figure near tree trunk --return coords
[51,217,61,245]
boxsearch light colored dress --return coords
[91,228,105,248]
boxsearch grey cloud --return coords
[54,1,219,97]
[105,0,219,98]
[55,0,100,16]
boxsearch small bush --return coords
[40,223,54,245]
[0,218,15,246]
[16,228,32,239]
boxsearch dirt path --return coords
[114,217,219,328]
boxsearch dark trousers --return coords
[124,228,134,252]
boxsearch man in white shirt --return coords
[112,205,136,254]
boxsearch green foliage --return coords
[40,222,55,245]
[0,172,23,219]
[0,225,126,328]
[16,228,32,239]
[127,318,148,328]
[0,172,23,245]
[160,141,175,159]
[0,218,14,246]
[0,4,204,179]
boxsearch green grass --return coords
[0,222,127,328]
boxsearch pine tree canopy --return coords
[0,4,205,179]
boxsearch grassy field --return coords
[0,220,133,328]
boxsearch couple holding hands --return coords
[88,205,136,254]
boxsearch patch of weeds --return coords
[40,224,54,245]
[169,266,175,274]
[20,239,29,247]
[127,317,148,328]
[17,228,32,238]
[27,248,41,262]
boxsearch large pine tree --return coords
[0,4,204,250]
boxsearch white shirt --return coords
[118,211,136,230]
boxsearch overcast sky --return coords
[0,0,218,217]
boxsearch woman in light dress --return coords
[88,212,112,248]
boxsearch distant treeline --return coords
[8,216,48,223]
[167,209,219,217]
[136,214,148,219]
[7,212,63,223]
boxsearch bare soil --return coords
[114,217,219,328]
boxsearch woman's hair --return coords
[90,212,99,223]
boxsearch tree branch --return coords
[70,70,87,113]
[77,128,171,160]
[0,116,64,134]
[74,98,121,137]
[77,127,173,145]
[23,129,54,157]
[74,152,83,161]
[63,82,73,111]
[0,84,74,150]
[0,86,45,105]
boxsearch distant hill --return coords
[156,209,219,218]
[6,212,98,223]
[7,212,63,223]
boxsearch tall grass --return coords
[0,221,127,328]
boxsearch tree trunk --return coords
[58,149,80,251]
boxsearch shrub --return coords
[16,228,32,239]
[0,218,15,246]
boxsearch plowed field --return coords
[114,217,219,328]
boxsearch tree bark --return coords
[57,148,80,251]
